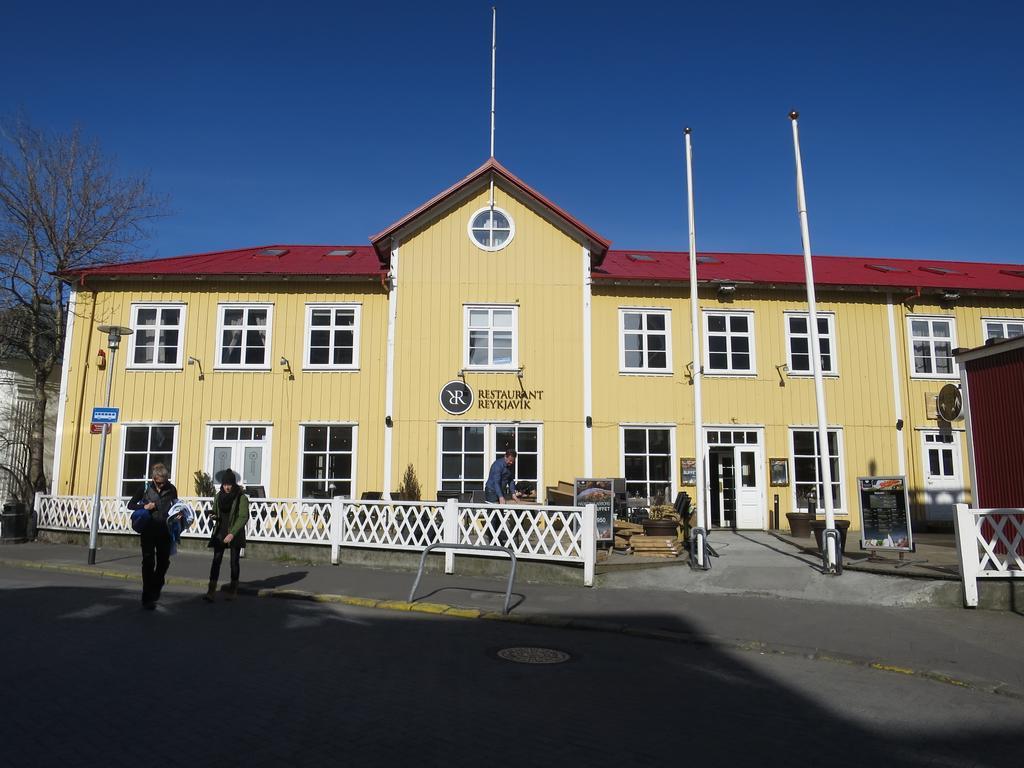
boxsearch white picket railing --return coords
[36,495,597,585]
[953,503,1024,607]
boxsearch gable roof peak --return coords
[369,157,610,262]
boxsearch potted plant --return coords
[785,488,814,537]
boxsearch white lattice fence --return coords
[36,496,598,585]
[341,501,446,550]
[457,504,585,562]
[954,503,1024,607]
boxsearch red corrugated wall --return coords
[967,347,1024,507]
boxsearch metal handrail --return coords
[409,542,517,615]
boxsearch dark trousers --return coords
[209,542,241,586]
[140,526,172,603]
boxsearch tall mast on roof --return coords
[489,6,498,231]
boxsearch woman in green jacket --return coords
[204,469,249,602]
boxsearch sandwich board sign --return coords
[858,476,914,552]
[574,478,615,542]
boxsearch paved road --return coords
[1,566,1021,767]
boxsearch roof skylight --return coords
[865,264,907,273]
[1000,269,1024,279]
[256,248,289,258]
[627,254,657,262]
[697,256,721,264]
[325,249,354,257]
[920,266,962,275]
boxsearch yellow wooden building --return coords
[52,158,1024,532]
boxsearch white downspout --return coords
[886,295,907,477]
[582,246,593,475]
[50,286,77,494]
[383,240,399,499]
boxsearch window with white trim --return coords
[785,312,836,375]
[439,423,542,496]
[129,304,185,368]
[983,318,1024,341]
[619,309,671,373]
[907,316,956,377]
[704,311,755,374]
[218,305,272,369]
[300,425,355,499]
[464,306,517,369]
[120,424,177,497]
[440,424,487,493]
[468,206,515,251]
[304,304,360,369]
[790,429,843,512]
[494,425,540,492]
[621,426,673,501]
[923,432,957,479]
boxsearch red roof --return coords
[59,245,384,284]
[595,250,1024,294]
[369,157,611,261]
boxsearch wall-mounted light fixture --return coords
[942,291,961,304]
[716,282,737,297]
[187,356,205,380]
[775,363,789,386]
[385,415,393,428]
[280,356,294,380]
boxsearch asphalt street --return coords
[1,565,1022,768]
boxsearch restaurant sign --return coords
[477,388,544,410]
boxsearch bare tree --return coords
[0,115,166,501]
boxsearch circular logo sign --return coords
[937,383,963,422]
[439,380,474,415]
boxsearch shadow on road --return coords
[0,578,1020,767]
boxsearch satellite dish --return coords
[937,383,963,422]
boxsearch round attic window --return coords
[468,206,514,251]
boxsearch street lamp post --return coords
[88,324,133,565]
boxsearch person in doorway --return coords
[127,463,179,610]
[485,449,517,504]
[204,469,249,602]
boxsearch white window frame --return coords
[619,424,677,501]
[703,309,756,375]
[436,421,544,499]
[463,304,519,371]
[906,315,958,380]
[788,427,846,515]
[467,206,515,252]
[784,311,838,376]
[981,317,1024,342]
[618,307,673,374]
[204,422,273,495]
[216,303,274,371]
[118,422,179,498]
[127,303,186,370]
[303,303,361,370]
[297,422,358,500]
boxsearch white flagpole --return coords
[684,127,707,567]
[789,110,838,572]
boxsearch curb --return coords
[3,557,1020,701]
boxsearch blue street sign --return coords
[91,407,120,424]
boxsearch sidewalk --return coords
[3,537,1024,697]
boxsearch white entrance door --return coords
[921,431,964,522]
[207,424,271,495]
[734,446,765,529]
[704,428,766,530]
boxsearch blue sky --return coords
[2,1,1021,263]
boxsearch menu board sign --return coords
[574,478,615,542]
[858,476,913,552]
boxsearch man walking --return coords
[128,463,178,610]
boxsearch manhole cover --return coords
[496,646,571,665]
